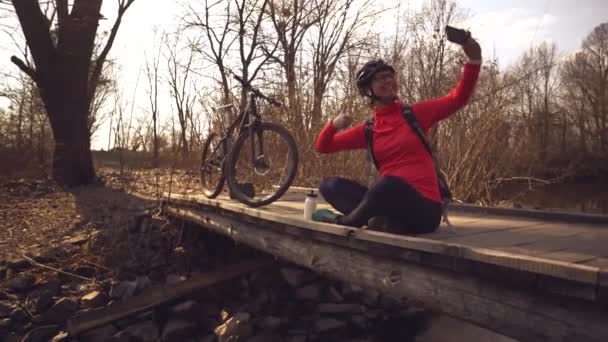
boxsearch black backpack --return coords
[364,105,453,226]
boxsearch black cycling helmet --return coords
[355,59,395,98]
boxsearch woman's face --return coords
[370,70,398,99]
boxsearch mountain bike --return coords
[199,72,299,207]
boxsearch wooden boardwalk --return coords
[156,188,608,342]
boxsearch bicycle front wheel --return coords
[225,122,298,207]
[200,132,225,198]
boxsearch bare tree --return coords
[165,31,198,157]
[562,22,608,154]
[184,0,236,118]
[9,0,136,186]
[234,0,277,111]
[145,29,162,167]
[308,0,375,131]
[266,0,320,136]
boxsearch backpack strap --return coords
[364,119,379,170]
[401,106,452,201]
[401,106,454,230]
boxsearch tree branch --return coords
[10,55,37,81]
[55,0,68,35]
[11,0,55,80]
[88,0,135,111]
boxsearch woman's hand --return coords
[463,35,482,61]
[331,113,352,130]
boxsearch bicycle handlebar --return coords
[231,73,282,107]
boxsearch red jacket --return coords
[315,63,481,202]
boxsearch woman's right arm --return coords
[314,121,367,154]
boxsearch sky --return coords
[0,0,607,150]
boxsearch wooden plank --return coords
[437,224,557,248]
[67,258,274,335]
[167,206,608,342]
[162,193,599,285]
[581,257,608,269]
[280,186,608,225]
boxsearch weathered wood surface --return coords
[161,192,606,285]
[165,203,608,342]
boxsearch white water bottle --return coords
[304,191,318,220]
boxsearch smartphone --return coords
[445,25,469,45]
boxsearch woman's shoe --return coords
[312,209,340,223]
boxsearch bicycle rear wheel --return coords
[225,122,298,207]
[200,132,225,198]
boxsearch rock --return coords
[26,282,59,315]
[43,298,79,324]
[50,331,69,342]
[72,265,96,278]
[171,300,201,319]
[361,289,380,307]
[109,281,137,300]
[6,273,36,292]
[128,320,159,341]
[166,274,186,285]
[162,319,198,342]
[214,312,253,341]
[0,317,12,329]
[136,276,152,292]
[30,289,55,313]
[41,247,71,263]
[314,318,346,333]
[81,291,108,309]
[377,295,400,310]
[21,325,59,342]
[80,324,117,342]
[256,316,282,330]
[280,268,308,287]
[341,283,363,297]
[295,284,321,301]
[7,258,29,271]
[350,315,368,329]
[0,300,16,318]
[29,278,61,298]
[363,309,382,320]
[326,286,344,303]
[317,303,364,315]
[10,307,28,324]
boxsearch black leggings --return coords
[319,176,442,234]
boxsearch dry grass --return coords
[0,173,185,290]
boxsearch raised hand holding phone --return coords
[446,25,482,61]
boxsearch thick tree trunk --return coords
[11,0,132,186]
[44,64,96,186]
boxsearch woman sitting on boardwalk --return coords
[312,32,482,234]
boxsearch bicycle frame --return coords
[213,93,266,172]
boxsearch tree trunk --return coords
[11,0,133,186]
[44,70,96,186]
